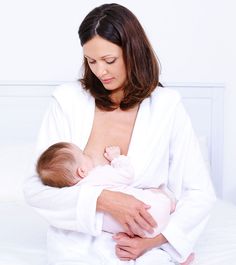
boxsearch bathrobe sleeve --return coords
[161,100,216,262]
[23,86,104,236]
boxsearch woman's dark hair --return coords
[78,3,162,110]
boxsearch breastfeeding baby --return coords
[36,142,194,265]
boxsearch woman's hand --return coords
[113,232,167,261]
[97,190,157,237]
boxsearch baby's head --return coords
[36,142,93,188]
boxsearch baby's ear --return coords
[77,167,86,178]
[103,152,109,160]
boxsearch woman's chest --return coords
[83,107,138,165]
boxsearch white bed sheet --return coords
[0,200,236,265]
[193,199,236,265]
[0,202,48,265]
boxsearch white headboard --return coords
[0,82,224,198]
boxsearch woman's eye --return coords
[106,59,116,64]
[88,60,96,64]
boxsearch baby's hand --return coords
[104,146,121,161]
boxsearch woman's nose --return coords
[96,64,108,78]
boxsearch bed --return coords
[0,82,235,265]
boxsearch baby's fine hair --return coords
[36,142,78,188]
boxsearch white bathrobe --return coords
[24,82,216,264]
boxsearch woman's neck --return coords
[109,88,124,105]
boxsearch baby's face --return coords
[70,144,93,179]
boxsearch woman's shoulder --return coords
[52,82,93,108]
[149,86,182,108]
[53,82,90,100]
[151,86,181,101]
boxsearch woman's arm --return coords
[111,100,216,263]
[160,101,216,263]
[24,95,104,235]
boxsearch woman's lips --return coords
[101,78,114,84]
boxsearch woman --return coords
[24,3,216,264]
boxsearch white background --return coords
[0,0,235,204]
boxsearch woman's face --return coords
[83,35,127,102]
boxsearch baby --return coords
[36,142,135,189]
[37,142,176,235]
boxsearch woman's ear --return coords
[77,167,86,178]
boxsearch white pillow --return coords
[0,142,35,202]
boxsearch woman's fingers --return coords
[126,208,157,236]
[133,212,156,235]
[140,205,157,227]
[114,234,148,260]
[114,236,131,246]
[126,218,145,237]
[123,223,134,237]
[115,246,132,260]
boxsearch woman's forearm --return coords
[97,189,113,212]
[146,233,168,249]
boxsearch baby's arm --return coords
[104,146,134,185]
